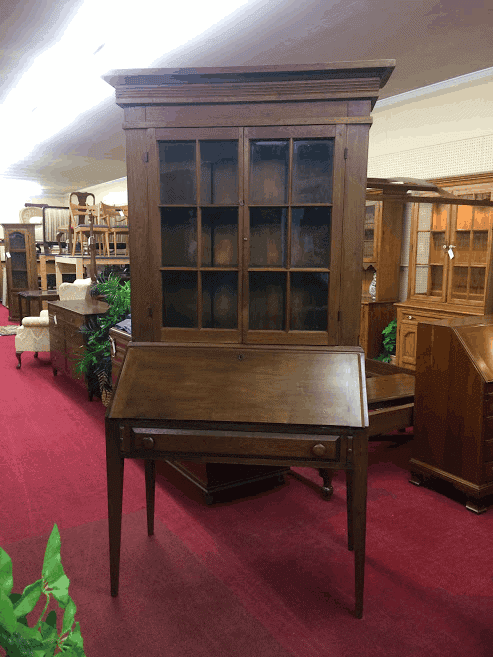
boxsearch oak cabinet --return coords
[396,180,493,369]
[2,224,38,321]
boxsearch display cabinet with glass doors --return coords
[104,62,394,501]
[396,187,493,370]
[2,224,38,321]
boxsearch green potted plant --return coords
[0,525,86,656]
[375,319,397,363]
[75,272,131,404]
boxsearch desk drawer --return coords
[123,427,343,462]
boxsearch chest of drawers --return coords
[48,299,109,393]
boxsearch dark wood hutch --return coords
[103,60,395,617]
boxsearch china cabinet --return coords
[395,181,493,370]
[2,224,38,321]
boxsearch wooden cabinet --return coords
[359,199,403,357]
[2,224,38,321]
[411,315,493,513]
[105,62,394,348]
[396,185,493,369]
[49,299,109,390]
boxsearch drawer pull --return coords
[142,436,154,449]
[312,443,327,456]
[407,315,413,320]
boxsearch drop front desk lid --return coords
[107,343,369,428]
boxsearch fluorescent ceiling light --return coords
[0,0,250,177]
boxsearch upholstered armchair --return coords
[15,278,93,368]
[15,311,50,368]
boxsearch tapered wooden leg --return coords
[145,459,155,536]
[351,436,368,619]
[106,420,125,597]
[34,352,39,358]
[318,468,334,499]
[16,352,22,369]
[346,469,353,551]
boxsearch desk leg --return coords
[351,437,368,619]
[145,459,155,536]
[106,421,125,597]
[346,469,353,552]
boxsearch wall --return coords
[368,68,493,180]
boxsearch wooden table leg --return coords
[106,421,125,597]
[346,469,353,552]
[351,436,368,619]
[145,459,156,536]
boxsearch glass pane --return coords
[162,271,197,328]
[363,205,375,259]
[249,208,287,267]
[200,141,238,205]
[415,266,429,294]
[456,205,473,230]
[249,141,288,204]
[416,233,430,265]
[159,141,196,204]
[429,232,445,263]
[429,266,443,296]
[450,266,468,299]
[292,139,334,203]
[290,272,328,331]
[10,252,27,271]
[472,231,488,264]
[473,206,490,230]
[9,232,26,249]
[249,272,286,330]
[202,208,237,267]
[202,271,237,329]
[291,207,331,268]
[11,271,28,288]
[432,205,448,231]
[453,231,470,265]
[417,205,432,231]
[161,208,197,266]
[470,267,486,300]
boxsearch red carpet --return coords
[1,303,493,656]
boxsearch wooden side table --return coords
[18,290,59,325]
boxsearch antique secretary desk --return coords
[103,60,395,618]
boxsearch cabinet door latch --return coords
[344,147,348,160]
[142,152,149,164]
[148,306,153,318]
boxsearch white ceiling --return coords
[2,0,493,199]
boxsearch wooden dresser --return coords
[410,315,493,513]
[49,299,109,391]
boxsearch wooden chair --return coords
[71,201,111,257]
[100,203,129,255]
[56,192,96,254]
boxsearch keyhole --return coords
[238,354,244,361]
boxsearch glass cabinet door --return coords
[245,126,336,343]
[448,193,493,306]
[158,129,241,341]
[410,203,449,302]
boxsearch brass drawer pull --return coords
[142,436,155,449]
[312,443,327,456]
[407,315,413,320]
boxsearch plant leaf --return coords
[42,525,65,588]
[63,621,84,649]
[47,574,70,607]
[0,589,17,633]
[45,610,57,628]
[0,548,13,598]
[61,597,77,635]
[13,579,42,619]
